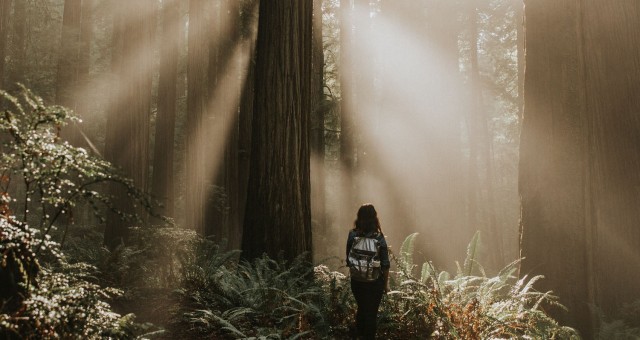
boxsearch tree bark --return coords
[185,0,209,234]
[241,0,313,262]
[56,0,82,110]
[8,0,26,89]
[310,0,326,231]
[339,0,356,223]
[57,0,93,147]
[469,0,502,269]
[204,0,243,242]
[103,1,155,248]
[580,0,640,319]
[519,0,640,335]
[0,0,12,90]
[237,8,258,249]
[151,0,181,219]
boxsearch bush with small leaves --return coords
[0,85,152,242]
[0,86,157,339]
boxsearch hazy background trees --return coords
[1,0,639,336]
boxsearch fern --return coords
[463,230,481,277]
[399,232,419,276]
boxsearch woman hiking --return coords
[346,203,390,339]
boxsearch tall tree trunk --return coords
[56,0,82,109]
[78,0,92,78]
[310,0,326,232]
[514,0,524,123]
[56,0,92,147]
[204,0,242,241]
[237,45,255,249]
[241,0,313,262]
[185,0,209,234]
[519,0,640,335]
[8,0,26,89]
[339,0,356,224]
[467,1,480,235]
[469,0,502,269]
[519,0,590,332]
[151,0,181,219]
[580,0,640,321]
[237,2,259,248]
[103,1,155,248]
[0,0,12,90]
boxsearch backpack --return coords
[347,233,382,282]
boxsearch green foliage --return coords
[0,209,155,339]
[61,223,200,291]
[0,218,40,314]
[172,233,579,339]
[175,242,326,339]
[0,85,151,238]
[0,86,157,338]
[318,233,580,339]
[1,262,125,339]
[597,301,640,340]
[379,233,580,339]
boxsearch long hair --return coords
[353,203,382,235]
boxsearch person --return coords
[346,203,390,340]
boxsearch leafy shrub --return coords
[317,232,580,339]
[0,86,155,339]
[0,85,150,239]
[597,300,640,340]
[175,242,327,339]
[0,209,152,339]
[173,233,578,339]
[0,218,40,314]
[61,223,200,290]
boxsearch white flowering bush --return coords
[0,86,154,339]
[0,85,150,235]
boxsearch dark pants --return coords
[350,278,384,340]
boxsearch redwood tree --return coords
[151,0,181,218]
[0,0,11,90]
[519,1,640,336]
[56,0,92,147]
[310,0,326,230]
[185,0,209,234]
[241,0,313,261]
[103,1,155,248]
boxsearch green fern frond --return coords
[464,230,481,277]
[399,232,419,276]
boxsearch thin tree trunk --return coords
[151,0,181,219]
[0,0,12,90]
[185,0,209,234]
[104,1,155,248]
[310,0,326,231]
[56,0,85,146]
[56,0,82,109]
[514,0,524,123]
[204,0,243,241]
[236,6,258,248]
[469,0,502,269]
[237,49,254,249]
[339,0,356,225]
[9,0,26,89]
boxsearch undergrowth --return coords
[173,232,580,339]
[0,86,155,339]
